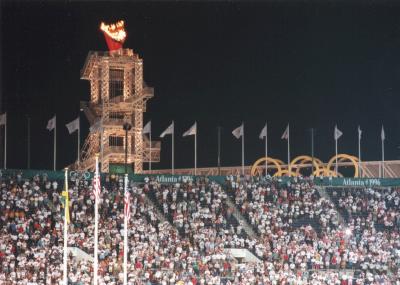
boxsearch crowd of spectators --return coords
[329,186,400,230]
[0,171,399,284]
[326,186,400,280]
[225,175,400,284]
[227,176,340,235]
[144,177,252,249]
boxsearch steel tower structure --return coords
[78,48,160,173]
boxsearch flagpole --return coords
[217,126,221,175]
[172,121,174,175]
[335,137,338,176]
[358,128,361,178]
[382,135,385,178]
[311,128,315,176]
[4,113,6,169]
[265,123,268,177]
[94,155,99,285]
[123,173,128,285]
[195,122,197,176]
[149,130,152,173]
[54,116,57,171]
[77,117,80,167]
[27,116,31,169]
[287,124,290,177]
[63,167,68,285]
[100,118,104,171]
[242,123,244,175]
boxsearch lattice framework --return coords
[78,49,160,173]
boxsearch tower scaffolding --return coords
[78,48,160,173]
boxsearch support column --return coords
[133,60,144,173]
[123,66,133,100]
[101,62,110,122]
[90,68,100,103]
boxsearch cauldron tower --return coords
[78,21,160,173]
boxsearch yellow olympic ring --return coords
[251,154,360,177]
[250,157,283,176]
[326,154,359,177]
[289,155,323,176]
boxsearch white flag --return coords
[259,124,267,139]
[89,119,102,133]
[334,125,343,140]
[183,122,197,137]
[381,125,385,141]
[66,117,80,134]
[232,124,243,139]
[160,122,174,138]
[358,125,362,140]
[143,121,151,134]
[0,113,6,126]
[47,116,56,131]
[281,124,289,140]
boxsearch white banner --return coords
[66,117,79,134]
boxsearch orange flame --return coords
[100,20,127,43]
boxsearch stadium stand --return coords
[0,172,399,284]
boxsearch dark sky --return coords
[2,1,400,171]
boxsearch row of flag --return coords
[150,120,387,177]
[232,123,385,144]
[0,113,80,170]
[230,123,386,176]
[231,123,385,142]
[151,121,198,175]
[0,111,389,175]
[0,112,387,140]
[46,115,80,171]
[147,120,386,142]
[144,121,197,138]
[46,115,80,134]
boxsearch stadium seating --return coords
[0,172,399,284]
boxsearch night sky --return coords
[2,1,400,171]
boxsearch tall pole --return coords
[123,173,128,285]
[77,117,80,167]
[287,124,291,176]
[149,131,152,173]
[27,116,31,169]
[100,118,103,171]
[194,123,197,176]
[172,121,174,175]
[217,126,221,175]
[265,123,268,177]
[54,116,57,171]
[335,137,338,176]
[63,168,68,285]
[123,123,130,285]
[4,113,6,169]
[382,137,385,178]
[98,131,102,170]
[125,127,128,174]
[94,155,99,285]
[311,128,314,176]
[358,129,361,178]
[241,123,244,175]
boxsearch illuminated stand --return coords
[78,21,160,173]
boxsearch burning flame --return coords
[100,20,127,43]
